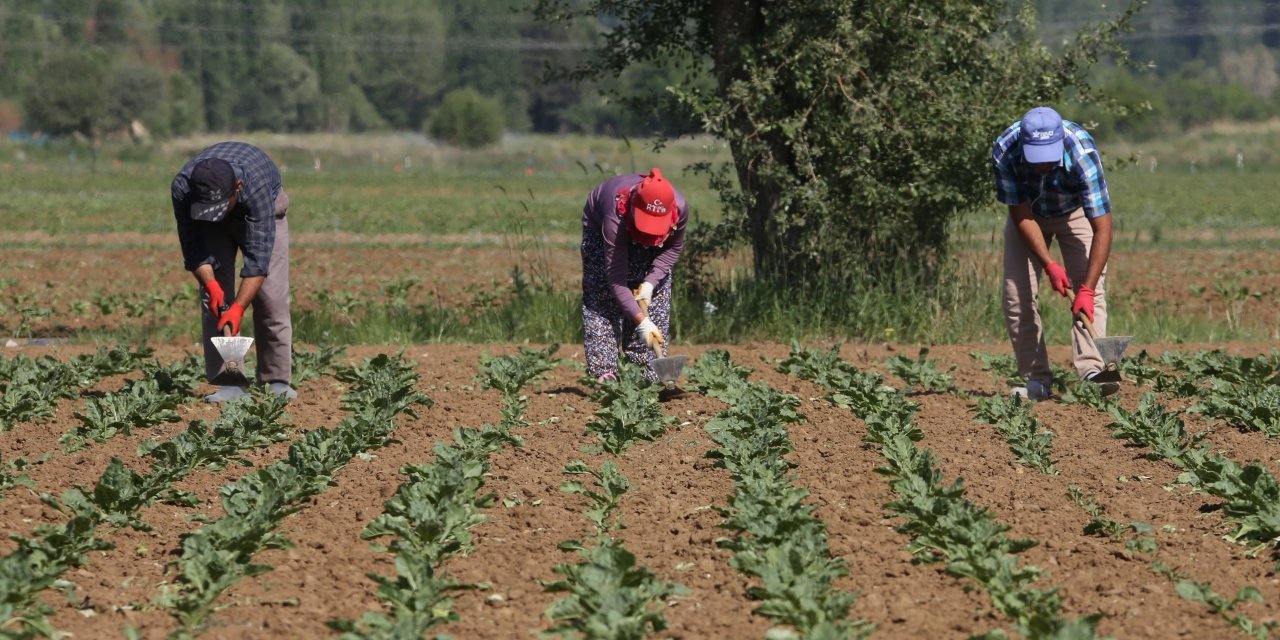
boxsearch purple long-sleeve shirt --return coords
[582,174,689,320]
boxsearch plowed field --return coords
[4,341,1280,639]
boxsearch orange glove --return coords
[1073,286,1096,323]
[203,280,226,318]
[217,302,244,335]
[1044,261,1071,297]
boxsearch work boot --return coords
[1009,380,1052,402]
[205,386,248,403]
[267,382,298,400]
[1085,371,1121,397]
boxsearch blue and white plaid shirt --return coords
[172,142,282,277]
[992,120,1111,219]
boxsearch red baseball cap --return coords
[631,168,677,238]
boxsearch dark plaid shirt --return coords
[172,142,282,277]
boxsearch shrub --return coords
[427,88,503,148]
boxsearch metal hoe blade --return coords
[1093,335,1133,368]
[210,336,254,386]
[652,355,688,386]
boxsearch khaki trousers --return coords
[1003,208,1106,384]
[200,189,292,385]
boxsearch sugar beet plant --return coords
[1190,380,1280,437]
[0,346,154,431]
[1109,394,1280,560]
[779,344,1104,638]
[884,348,957,394]
[162,354,429,639]
[332,348,557,638]
[583,359,673,454]
[974,394,1058,475]
[686,350,874,639]
[0,391,289,640]
[541,460,684,640]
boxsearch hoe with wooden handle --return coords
[209,318,253,386]
[637,297,686,387]
[1065,289,1131,382]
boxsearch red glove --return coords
[1044,262,1071,297]
[203,280,225,318]
[217,302,244,335]
[1073,286,1096,323]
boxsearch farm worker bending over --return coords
[993,106,1120,401]
[171,142,296,403]
[581,167,688,382]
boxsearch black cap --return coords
[189,158,236,221]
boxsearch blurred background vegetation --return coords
[1,1,1277,145]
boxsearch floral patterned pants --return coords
[581,229,672,381]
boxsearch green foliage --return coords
[22,50,111,138]
[689,351,873,638]
[885,348,957,394]
[0,454,36,495]
[1109,394,1280,558]
[536,0,1143,293]
[1153,560,1280,640]
[428,88,505,148]
[1057,379,1118,412]
[543,461,683,640]
[332,350,541,638]
[970,351,1023,386]
[1117,350,1161,387]
[61,379,184,452]
[476,343,561,418]
[1191,381,1280,437]
[0,347,153,431]
[782,343,1101,637]
[975,395,1058,475]
[292,344,347,384]
[1066,485,1153,545]
[773,344,909,418]
[583,360,673,454]
[167,354,428,636]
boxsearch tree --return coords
[534,0,1145,290]
[23,50,112,138]
[353,0,446,129]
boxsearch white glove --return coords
[633,281,654,304]
[635,318,665,352]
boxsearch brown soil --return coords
[4,341,1280,638]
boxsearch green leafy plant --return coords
[885,348,957,394]
[1154,561,1279,640]
[543,461,683,640]
[975,394,1057,475]
[61,378,184,452]
[583,360,672,454]
[1190,381,1280,437]
[292,344,347,384]
[476,344,560,426]
[970,351,1022,386]
[1058,378,1119,412]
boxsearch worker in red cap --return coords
[580,167,689,382]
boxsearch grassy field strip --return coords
[154,354,428,638]
[777,344,1104,638]
[540,459,684,638]
[0,391,290,639]
[581,361,674,454]
[328,345,557,638]
[684,350,875,638]
[0,346,154,433]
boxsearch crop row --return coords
[330,345,558,638]
[687,350,873,638]
[778,344,1102,638]
[0,390,291,639]
[581,361,673,454]
[159,353,430,638]
[543,459,683,639]
[0,346,154,431]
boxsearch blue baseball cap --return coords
[1019,106,1064,165]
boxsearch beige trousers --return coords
[1003,208,1107,384]
[200,189,292,384]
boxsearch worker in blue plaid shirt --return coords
[172,142,296,402]
[992,106,1119,401]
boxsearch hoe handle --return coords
[1064,289,1100,339]
[635,298,666,358]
